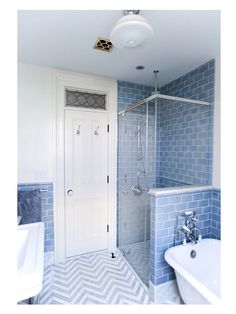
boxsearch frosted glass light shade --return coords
[110,14,154,48]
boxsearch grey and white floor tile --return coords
[37,250,149,304]
[119,240,150,286]
[119,240,182,304]
[153,280,183,304]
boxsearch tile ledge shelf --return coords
[148,185,214,197]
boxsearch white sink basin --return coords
[17,222,44,302]
[17,229,29,269]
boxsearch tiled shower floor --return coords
[119,240,182,304]
[119,240,150,286]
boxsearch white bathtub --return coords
[164,238,220,304]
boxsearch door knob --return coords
[67,189,73,196]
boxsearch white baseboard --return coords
[44,251,55,268]
[149,279,182,304]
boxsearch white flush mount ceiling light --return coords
[110,10,154,48]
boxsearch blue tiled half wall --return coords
[17,182,54,252]
[210,189,221,239]
[150,188,221,286]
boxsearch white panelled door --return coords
[65,109,108,257]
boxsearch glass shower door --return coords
[117,100,156,286]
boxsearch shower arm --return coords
[153,70,159,93]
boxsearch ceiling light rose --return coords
[110,11,154,48]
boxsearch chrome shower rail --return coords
[117,92,210,116]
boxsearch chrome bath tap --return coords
[190,225,201,244]
[176,210,201,245]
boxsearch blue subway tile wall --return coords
[157,59,215,185]
[150,188,220,286]
[210,189,221,239]
[156,177,189,188]
[17,182,54,252]
[118,80,153,112]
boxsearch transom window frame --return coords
[65,87,108,111]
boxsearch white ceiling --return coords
[18,10,220,87]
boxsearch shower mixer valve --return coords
[132,171,147,196]
[132,184,145,196]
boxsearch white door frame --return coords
[53,70,117,264]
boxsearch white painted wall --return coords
[18,63,53,183]
[212,58,221,188]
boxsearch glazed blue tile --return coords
[156,275,168,285]
[204,68,215,78]
[159,60,214,185]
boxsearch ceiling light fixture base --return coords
[123,10,140,16]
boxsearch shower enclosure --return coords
[117,92,210,286]
[117,99,156,286]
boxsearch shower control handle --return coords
[67,189,73,196]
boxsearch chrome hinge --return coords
[107,124,109,133]
[107,175,109,183]
[107,225,109,232]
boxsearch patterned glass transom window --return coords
[65,89,107,110]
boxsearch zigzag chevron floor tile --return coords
[38,250,149,304]
[119,240,150,286]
